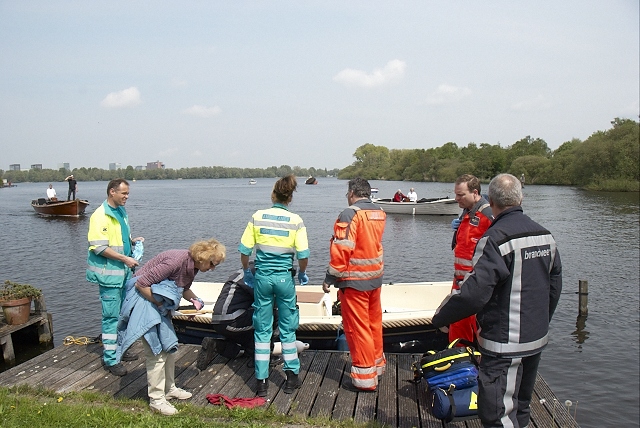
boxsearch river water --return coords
[0,178,638,427]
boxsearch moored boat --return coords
[372,197,460,215]
[172,281,452,353]
[248,179,257,185]
[31,198,90,217]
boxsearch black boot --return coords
[256,379,268,397]
[283,370,301,394]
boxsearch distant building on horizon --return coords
[9,164,20,171]
[58,163,70,171]
[31,164,43,170]
[109,162,121,171]
[147,161,165,170]
[135,165,146,171]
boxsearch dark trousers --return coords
[478,352,541,428]
[68,188,76,200]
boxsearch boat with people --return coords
[372,197,460,215]
[30,198,89,217]
[172,281,452,353]
[248,179,257,185]
[305,176,318,185]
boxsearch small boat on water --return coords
[172,281,451,353]
[372,197,460,216]
[305,176,318,185]
[31,198,89,217]
[248,179,257,185]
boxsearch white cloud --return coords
[511,95,553,112]
[100,87,142,108]
[426,84,472,105]
[182,105,222,118]
[333,59,406,88]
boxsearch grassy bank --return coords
[0,385,372,428]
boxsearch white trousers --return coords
[142,340,177,403]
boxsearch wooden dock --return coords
[0,296,53,365]
[0,340,579,427]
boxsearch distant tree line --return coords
[1,164,341,185]
[338,118,639,191]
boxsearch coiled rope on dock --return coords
[63,335,100,346]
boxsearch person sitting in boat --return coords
[46,183,58,202]
[392,189,407,202]
[407,188,417,202]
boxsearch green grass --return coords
[0,385,377,428]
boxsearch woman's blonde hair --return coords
[189,238,226,265]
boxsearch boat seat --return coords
[37,198,47,205]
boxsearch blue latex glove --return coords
[190,297,205,311]
[243,268,255,288]
[298,271,309,286]
[132,240,144,261]
[451,218,461,231]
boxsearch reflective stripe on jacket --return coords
[452,198,493,287]
[86,201,131,287]
[325,199,386,291]
[238,204,309,275]
[432,206,563,358]
[212,268,255,323]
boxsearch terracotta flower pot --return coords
[1,297,32,325]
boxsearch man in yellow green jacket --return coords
[87,178,144,376]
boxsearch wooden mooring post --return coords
[0,295,53,365]
[578,280,588,316]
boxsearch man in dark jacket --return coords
[431,173,562,428]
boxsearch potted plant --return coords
[0,280,42,325]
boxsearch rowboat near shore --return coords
[372,197,460,216]
[30,198,89,217]
[172,281,452,353]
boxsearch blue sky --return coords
[1,1,638,171]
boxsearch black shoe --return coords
[256,379,268,397]
[283,370,301,394]
[105,362,127,377]
[196,337,219,370]
[121,350,139,361]
[342,377,375,393]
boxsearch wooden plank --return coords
[269,350,313,414]
[309,350,346,419]
[413,357,443,428]
[0,344,78,387]
[183,354,230,404]
[331,353,357,421]
[396,354,421,428]
[534,373,579,428]
[189,354,249,406]
[286,350,326,417]
[376,353,398,427]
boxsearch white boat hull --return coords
[372,198,460,215]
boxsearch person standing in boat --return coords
[65,174,78,200]
[322,177,386,392]
[86,178,144,376]
[449,174,493,345]
[432,173,562,428]
[119,238,226,416]
[239,174,310,397]
[407,188,418,202]
[46,183,57,201]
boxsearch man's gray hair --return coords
[488,173,523,208]
[348,177,371,198]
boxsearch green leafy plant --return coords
[1,280,43,301]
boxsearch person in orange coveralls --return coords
[322,177,386,392]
